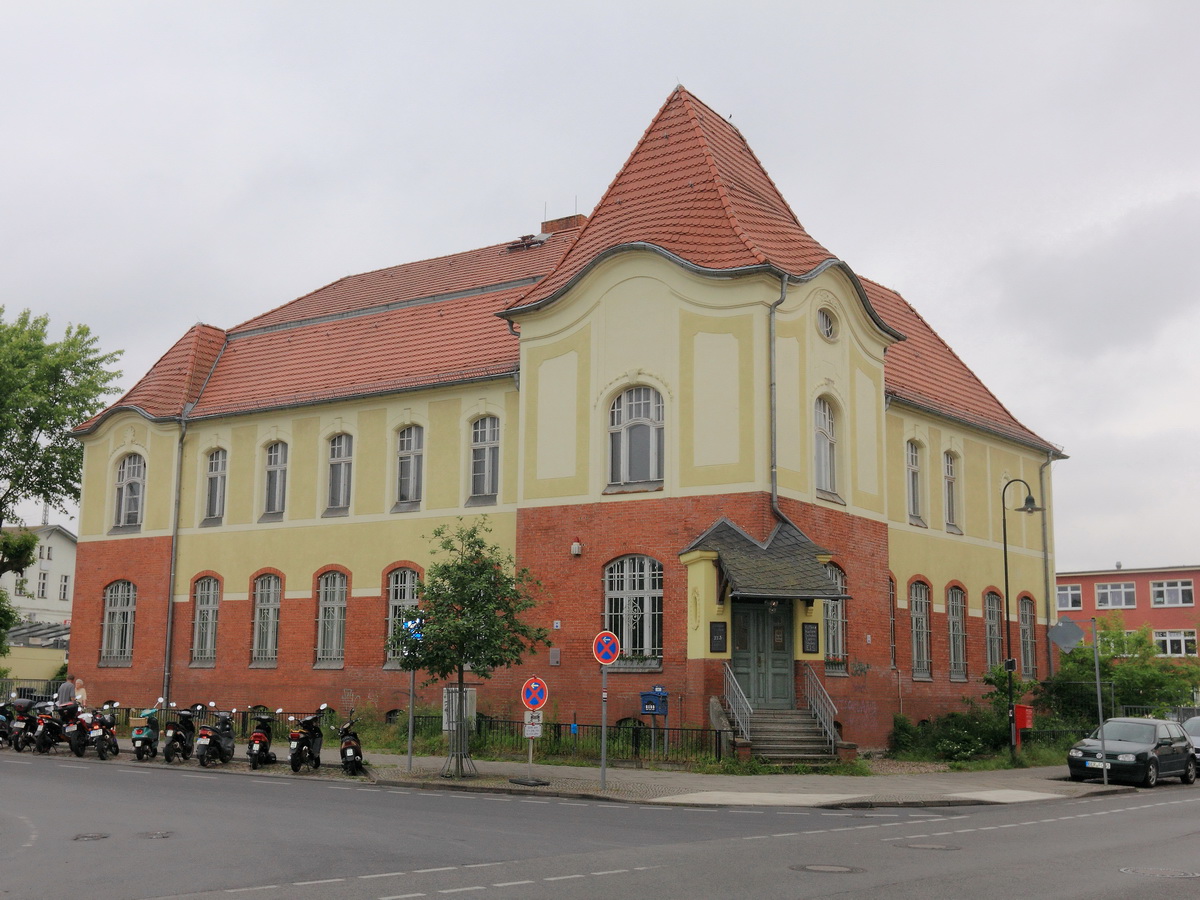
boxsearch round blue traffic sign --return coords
[522,676,548,711]
[593,631,621,665]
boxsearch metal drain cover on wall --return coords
[1120,867,1200,879]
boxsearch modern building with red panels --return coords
[1055,566,1198,658]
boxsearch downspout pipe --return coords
[161,411,188,706]
[1039,452,1055,677]
[769,273,788,523]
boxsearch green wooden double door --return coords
[730,600,795,708]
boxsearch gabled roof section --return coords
[73,323,226,433]
[507,86,837,313]
[864,279,1062,455]
[683,517,846,601]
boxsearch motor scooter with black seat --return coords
[247,709,283,770]
[87,702,121,760]
[196,702,236,767]
[0,694,16,748]
[337,708,365,776]
[32,700,70,754]
[8,695,37,751]
[162,702,201,763]
[288,703,328,772]
[55,698,87,756]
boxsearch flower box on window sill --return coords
[608,655,663,673]
[824,657,849,675]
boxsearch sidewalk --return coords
[364,751,1138,808]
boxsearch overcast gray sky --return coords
[5,1,1197,572]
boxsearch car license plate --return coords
[91,728,101,737]
[1085,760,1110,769]
[196,737,210,746]
[134,740,142,747]
[290,741,298,749]
[344,748,354,757]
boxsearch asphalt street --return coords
[3,750,1199,899]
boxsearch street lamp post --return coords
[1001,477,1042,762]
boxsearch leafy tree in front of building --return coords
[388,518,550,777]
[0,307,122,531]
[0,530,37,659]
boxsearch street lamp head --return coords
[1017,494,1042,514]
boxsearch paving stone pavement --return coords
[363,752,1141,808]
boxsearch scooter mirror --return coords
[208,701,216,708]
[288,715,296,722]
[169,701,177,708]
[276,708,283,713]
[157,697,165,704]
[232,708,238,714]
[319,702,328,710]
[113,702,120,708]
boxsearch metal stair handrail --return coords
[722,662,753,741]
[803,662,838,752]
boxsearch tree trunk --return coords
[455,663,466,779]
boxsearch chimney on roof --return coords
[541,214,587,234]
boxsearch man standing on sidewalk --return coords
[55,673,75,704]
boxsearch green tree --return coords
[0,307,122,531]
[0,530,36,658]
[389,518,550,777]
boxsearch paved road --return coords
[4,751,1199,899]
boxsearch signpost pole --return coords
[600,663,608,791]
[1091,618,1108,786]
[406,668,415,773]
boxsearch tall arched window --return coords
[327,434,353,511]
[386,567,419,662]
[814,397,836,494]
[984,591,1003,669]
[101,580,137,664]
[910,581,931,679]
[888,577,897,668]
[609,387,664,486]
[1019,596,1037,677]
[943,451,960,531]
[316,571,347,665]
[205,449,227,522]
[252,574,281,665]
[264,442,288,515]
[192,576,220,663]
[947,586,967,680]
[906,441,924,524]
[114,454,146,527]
[605,556,663,661]
[396,426,424,505]
[823,563,847,674]
[470,416,500,501]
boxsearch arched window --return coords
[252,574,281,665]
[943,451,960,531]
[327,434,353,511]
[264,442,288,515]
[984,591,1003,669]
[910,581,931,679]
[470,416,500,501]
[101,580,136,664]
[316,571,347,665]
[605,556,663,661]
[386,567,419,662]
[814,398,837,494]
[192,576,220,663]
[608,387,664,486]
[906,441,924,523]
[205,449,227,522]
[947,586,967,680]
[114,454,146,527]
[396,426,424,505]
[823,563,847,674]
[1019,596,1037,677]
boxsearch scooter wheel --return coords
[290,753,302,773]
[183,746,193,760]
[35,734,50,754]
[250,750,259,770]
[71,735,86,758]
[164,743,175,763]
[198,750,209,767]
[311,754,321,769]
[269,752,276,763]
[135,746,145,761]
[221,747,231,764]
[357,760,366,776]
[96,740,109,761]
[343,761,353,776]
[151,744,158,758]
[111,740,120,756]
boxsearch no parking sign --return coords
[521,676,548,711]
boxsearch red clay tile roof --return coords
[508,86,837,312]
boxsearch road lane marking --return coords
[544,874,585,881]
[379,893,426,899]
[493,882,533,888]
[360,872,407,879]
[437,888,483,894]
[591,870,629,876]
[225,886,278,893]
[295,878,344,885]
[414,867,456,874]
[463,863,504,869]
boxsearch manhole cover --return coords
[789,864,864,874]
[73,833,109,841]
[139,831,173,839]
[901,843,960,851]
[1120,867,1200,879]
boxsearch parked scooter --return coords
[8,695,37,751]
[131,698,164,760]
[32,700,69,754]
[288,703,328,772]
[55,698,88,757]
[196,702,236,767]
[162,703,201,763]
[247,709,282,770]
[88,702,121,760]
[0,694,15,748]
[337,708,365,776]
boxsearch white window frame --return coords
[814,398,837,494]
[948,586,967,680]
[191,576,220,663]
[386,567,419,662]
[1019,595,1037,677]
[1057,584,1082,610]
[58,574,70,601]
[1096,582,1136,609]
[101,580,136,664]
[205,448,227,521]
[605,556,663,662]
[906,440,924,524]
[823,564,847,674]
[114,453,146,527]
[984,591,1003,669]
[470,416,500,501]
[327,434,353,510]
[252,574,281,664]
[608,387,664,487]
[264,441,288,515]
[37,571,48,599]
[1154,629,1197,657]
[1151,579,1194,607]
[943,451,960,531]
[316,571,347,665]
[396,426,424,505]
[910,581,931,679]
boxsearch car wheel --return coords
[1181,758,1196,785]
[1142,759,1158,788]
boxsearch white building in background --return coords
[0,524,77,624]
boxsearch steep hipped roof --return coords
[507,86,838,312]
[683,517,847,600]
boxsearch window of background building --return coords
[37,571,47,599]
[191,576,220,663]
[605,556,663,663]
[1154,629,1198,657]
[205,449,227,522]
[906,441,924,525]
[59,574,70,601]
[609,387,664,486]
[910,581,931,679]
[814,397,837,494]
[316,571,347,665]
[252,574,281,665]
[1057,584,1082,610]
[396,426,424,505]
[101,580,136,664]
[948,586,967,681]
[1019,595,1037,677]
[264,441,288,515]
[470,416,500,501]
[1151,580,1194,607]
[114,453,146,527]
[386,567,418,662]
[943,451,961,532]
[985,591,1003,669]
[327,435,353,511]
[824,564,847,674]
[1096,582,1136,608]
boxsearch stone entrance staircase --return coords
[744,708,836,763]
